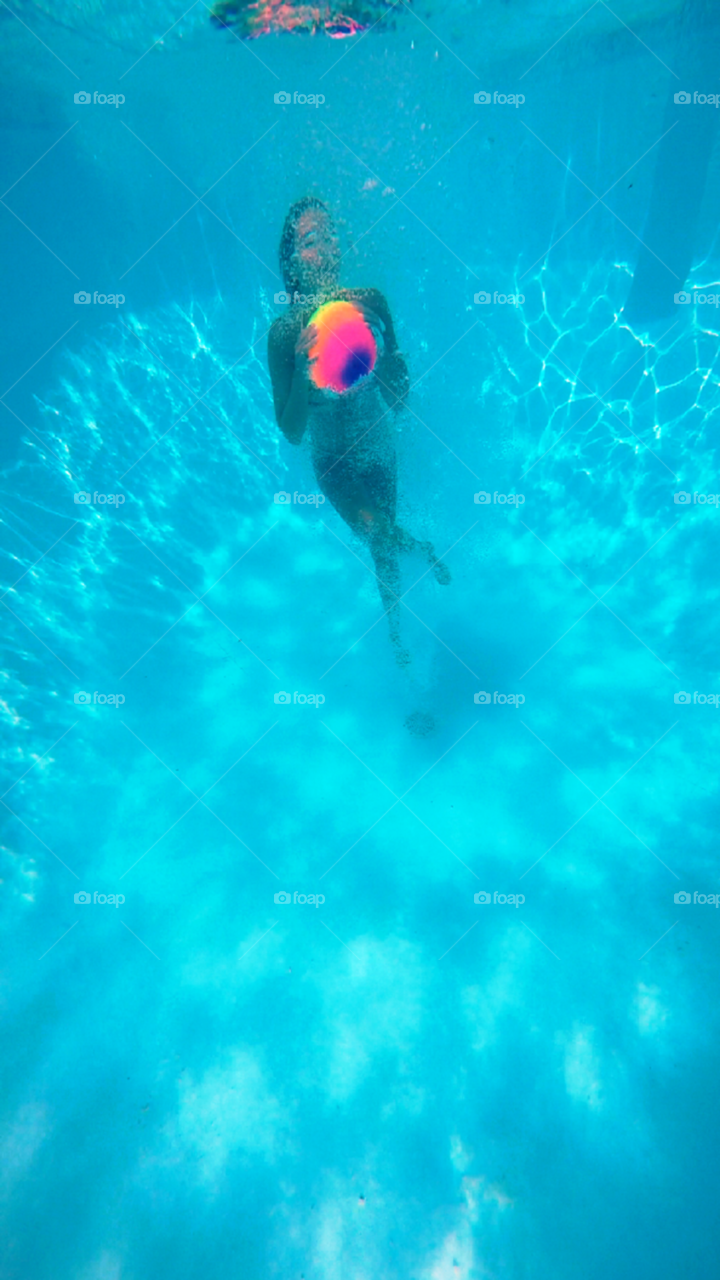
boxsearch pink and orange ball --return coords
[308,300,378,393]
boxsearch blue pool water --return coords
[2,2,720,1277]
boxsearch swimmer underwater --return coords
[268,197,451,665]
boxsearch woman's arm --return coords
[352,288,409,409]
[268,317,316,445]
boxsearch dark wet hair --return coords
[279,196,335,295]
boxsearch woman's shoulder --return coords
[340,285,388,307]
[341,287,395,331]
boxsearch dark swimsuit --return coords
[307,374,398,529]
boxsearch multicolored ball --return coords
[308,300,378,393]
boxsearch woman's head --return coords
[279,197,340,299]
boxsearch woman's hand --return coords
[354,301,386,357]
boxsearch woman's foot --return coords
[415,538,451,585]
[431,558,452,585]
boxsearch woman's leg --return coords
[314,453,449,662]
[367,526,409,665]
[314,454,410,663]
[392,524,452,584]
[352,458,451,585]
